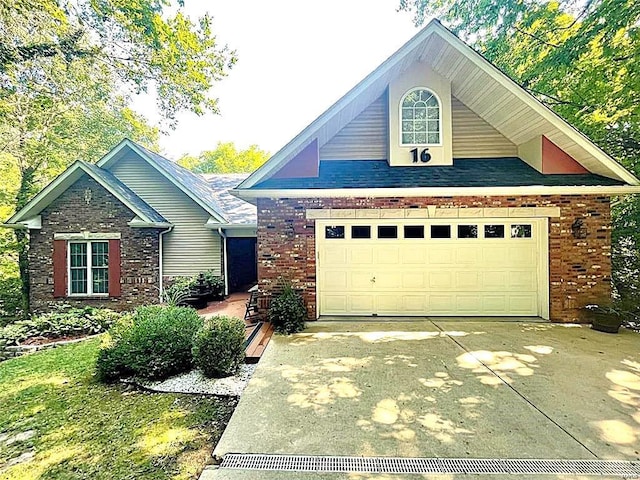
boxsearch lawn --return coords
[0,338,237,479]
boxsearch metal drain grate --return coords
[221,454,640,476]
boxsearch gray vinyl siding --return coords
[320,94,388,160]
[319,94,516,161]
[452,97,518,158]
[109,154,222,277]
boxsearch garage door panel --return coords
[351,272,374,289]
[456,247,479,265]
[483,271,508,289]
[321,270,347,291]
[402,295,428,312]
[456,271,480,289]
[401,248,427,264]
[402,272,427,288]
[482,295,507,313]
[322,295,348,314]
[349,295,375,314]
[429,271,452,288]
[323,246,348,265]
[429,294,455,313]
[457,295,483,313]
[508,295,537,314]
[375,247,400,264]
[376,295,402,314]
[348,247,373,265]
[429,248,454,265]
[509,271,536,289]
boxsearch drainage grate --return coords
[221,454,640,476]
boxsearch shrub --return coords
[202,270,225,299]
[0,275,23,324]
[0,306,123,346]
[192,316,245,378]
[96,305,203,382]
[267,283,306,334]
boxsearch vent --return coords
[221,454,640,476]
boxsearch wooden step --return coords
[245,322,274,362]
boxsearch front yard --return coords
[0,338,236,479]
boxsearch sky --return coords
[133,0,420,160]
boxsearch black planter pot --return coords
[590,312,623,334]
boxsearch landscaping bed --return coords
[0,338,237,479]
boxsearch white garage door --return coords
[317,219,548,318]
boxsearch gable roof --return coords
[98,139,227,223]
[237,19,639,190]
[202,174,256,225]
[6,161,169,228]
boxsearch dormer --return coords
[388,63,452,167]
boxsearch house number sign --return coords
[410,148,432,163]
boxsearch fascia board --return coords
[232,185,640,199]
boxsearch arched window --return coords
[400,88,441,145]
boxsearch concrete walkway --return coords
[203,320,640,479]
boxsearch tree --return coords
[399,0,640,306]
[1,0,236,315]
[1,0,236,122]
[178,142,270,173]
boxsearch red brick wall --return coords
[257,195,611,323]
[29,176,163,313]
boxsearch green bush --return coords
[96,305,203,382]
[267,283,306,334]
[192,316,245,378]
[202,270,225,299]
[0,276,23,324]
[0,306,123,346]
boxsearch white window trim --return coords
[67,240,109,297]
[399,87,443,147]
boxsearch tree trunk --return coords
[15,166,36,316]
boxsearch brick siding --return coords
[29,176,163,313]
[256,195,611,323]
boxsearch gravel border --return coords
[132,364,257,397]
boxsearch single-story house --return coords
[232,19,640,323]
[4,139,257,312]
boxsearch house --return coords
[4,140,257,313]
[233,19,640,323]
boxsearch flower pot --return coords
[590,312,622,334]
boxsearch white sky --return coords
[133,0,419,159]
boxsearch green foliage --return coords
[0,306,123,345]
[96,305,203,382]
[178,142,270,173]
[0,338,237,478]
[0,275,22,324]
[192,316,245,378]
[267,283,307,334]
[202,270,225,299]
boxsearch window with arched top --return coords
[400,88,441,145]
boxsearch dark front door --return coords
[227,237,257,292]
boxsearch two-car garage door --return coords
[316,219,548,318]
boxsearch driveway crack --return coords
[431,321,599,459]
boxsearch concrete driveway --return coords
[206,320,640,479]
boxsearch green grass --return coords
[0,338,237,479]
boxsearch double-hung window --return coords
[69,241,109,295]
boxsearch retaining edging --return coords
[0,334,101,362]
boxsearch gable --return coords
[108,153,213,224]
[238,20,639,189]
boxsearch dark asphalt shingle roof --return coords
[202,174,256,225]
[252,158,623,189]
[82,162,168,223]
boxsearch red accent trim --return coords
[108,239,121,297]
[53,240,67,297]
[542,136,588,174]
[272,139,319,179]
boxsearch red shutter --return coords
[53,240,67,297]
[108,239,121,297]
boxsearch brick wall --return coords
[256,195,611,323]
[29,176,163,313]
